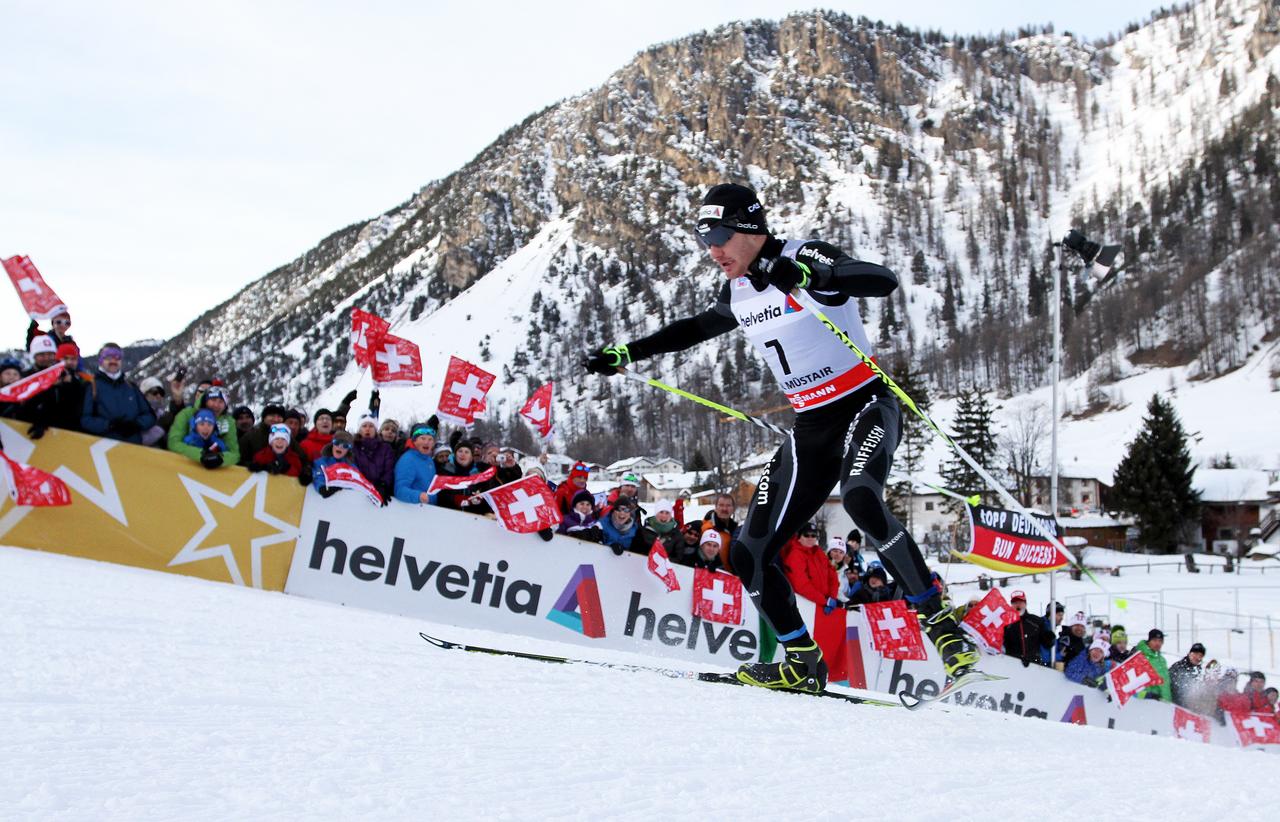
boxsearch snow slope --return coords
[2,545,1275,821]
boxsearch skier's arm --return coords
[753,241,898,298]
[584,283,737,373]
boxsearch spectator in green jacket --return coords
[1134,628,1172,701]
[167,386,240,466]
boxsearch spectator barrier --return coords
[0,423,302,590]
[2,424,1274,751]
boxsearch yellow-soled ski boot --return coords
[736,639,828,693]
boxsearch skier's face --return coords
[705,230,765,279]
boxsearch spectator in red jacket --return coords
[299,408,335,461]
[779,522,839,613]
[554,461,592,515]
[248,424,304,477]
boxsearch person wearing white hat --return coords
[1055,610,1090,667]
[25,334,58,374]
[644,499,680,553]
[693,528,725,572]
[1065,637,1113,689]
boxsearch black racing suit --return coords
[624,236,935,641]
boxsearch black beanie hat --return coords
[697,183,768,236]
[313,407,333,424]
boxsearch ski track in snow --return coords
[1,544,1275,821]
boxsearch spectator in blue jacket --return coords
[181,408,230,469]
[597,496,656,556]
[312,430,364,496]
[393,421,439,505]
[1065,639,1113,689]
[80,343,155,443]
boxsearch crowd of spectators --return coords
[9,317,1279,722]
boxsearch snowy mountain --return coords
[142,0,1280,468]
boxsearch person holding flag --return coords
[584,183,979,692]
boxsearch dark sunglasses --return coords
[694,224,735,249]
[52,318,71,326]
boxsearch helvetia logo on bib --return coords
[547,564,606,638]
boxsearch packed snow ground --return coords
[2,546,1276,821]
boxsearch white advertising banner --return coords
[285,492,764,666]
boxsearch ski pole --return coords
[787,288,1090,578]
[616,367,790,437]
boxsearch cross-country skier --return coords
[583,183,978,692]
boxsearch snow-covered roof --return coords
[1194,469,1272,503]
[641,471,706,491]
[1060,513,1133,529]
[606,456,653,471]
[1268,478,1280,497]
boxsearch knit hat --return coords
[1148,628,1165,641]
[700,529,723,548]
[313,408,333,424]
[204,386,228,403]
[1110,627,1128,645]
[828,537,846,554]
[139,377,164,394]
[620,472,640,486]
[268,424,291,445]
[866,562,888,583]
[285,408,305,422]
[846,528,863,545]
[0,358,22,375]
[192,408,217,428]
[331,430,354,446]
[232,405,254,420]
[612,495,636,512]
[696,183,768,246]
[356,414,377,430]
[56,342,80,358]
[1069,611,1088,628]
[1190,643,1206,654]
[434,444,452,457]
[571,489,595,509]
[28,335,57,356]
[569,461,591,481]
[1089,639,1110,655]
[654,499,675,516]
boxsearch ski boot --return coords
[736,637,828,693]
[916,595,980,680]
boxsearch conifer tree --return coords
[886,359,931,529]
[940,388,999,508]
[1111,394,1201,553]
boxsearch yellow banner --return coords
[0,422,303,590]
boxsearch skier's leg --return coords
[838,393,979,678]
[731,411,842,691]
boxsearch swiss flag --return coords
[1172,706,1212,744]
[691,568,742,625]
[370,332,423,386]
[437,356,496,426]
[0,453,71,507]
[351,308,391,368]
[1229,711,1280,747]
[320,462,383,507]
[426,466,497,496]
[0,363,64,404]
[647,538,680,592]
[482,475,562,534]
[960,589,1019,652]
[863,600,927,660]
[519,382,554,439]
[3,255,68,320]
[1106,650,1165,708]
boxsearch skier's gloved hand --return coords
[749,256,811,293]
[823,597,840,615]
[583,344,632,376]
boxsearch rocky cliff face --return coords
[143,0,1280,465]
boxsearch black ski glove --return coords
[200,448,224,469]
[319,486,338,498]
[247,462,267,473]
[537,527,554,542]
[342,389,358,406]
[583,344,632,376]
[297,472,312,487]
[369,390,381,415]
[27,423,48,440]
[750,256,811,293]
[111,418,142,437]
[610,543,625,556]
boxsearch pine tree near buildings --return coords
[940,387,999,509]
[1111,394,1201,554]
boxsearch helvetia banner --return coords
[961,503,1068,573]
[284,492,764,666]
[0,422,303,590]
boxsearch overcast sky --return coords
[1,0,1170,351]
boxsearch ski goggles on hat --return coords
[694,223,736,249]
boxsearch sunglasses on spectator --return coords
[799,531,819,539]
[52,318,71,326]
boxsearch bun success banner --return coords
[961,503,1068,573]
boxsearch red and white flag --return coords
[482,475,562,534]
[427,465,497,496]
[1229,711,1280,747]
[370,332,423,386]
[1106,649,1165,708]
[437,356,495,426]
[320,462,383,507]
[864,600,927,660]
[0,363,64,404]
[351,308,391,368]
[3,256,68,320]
[647,538,680,592]
[519,382,554,439]
[1172,706,1212,744]
[691,568,742,625]
[0,453,71,507]
[960,588,1019,653]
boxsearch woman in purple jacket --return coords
[351,415,397,502]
